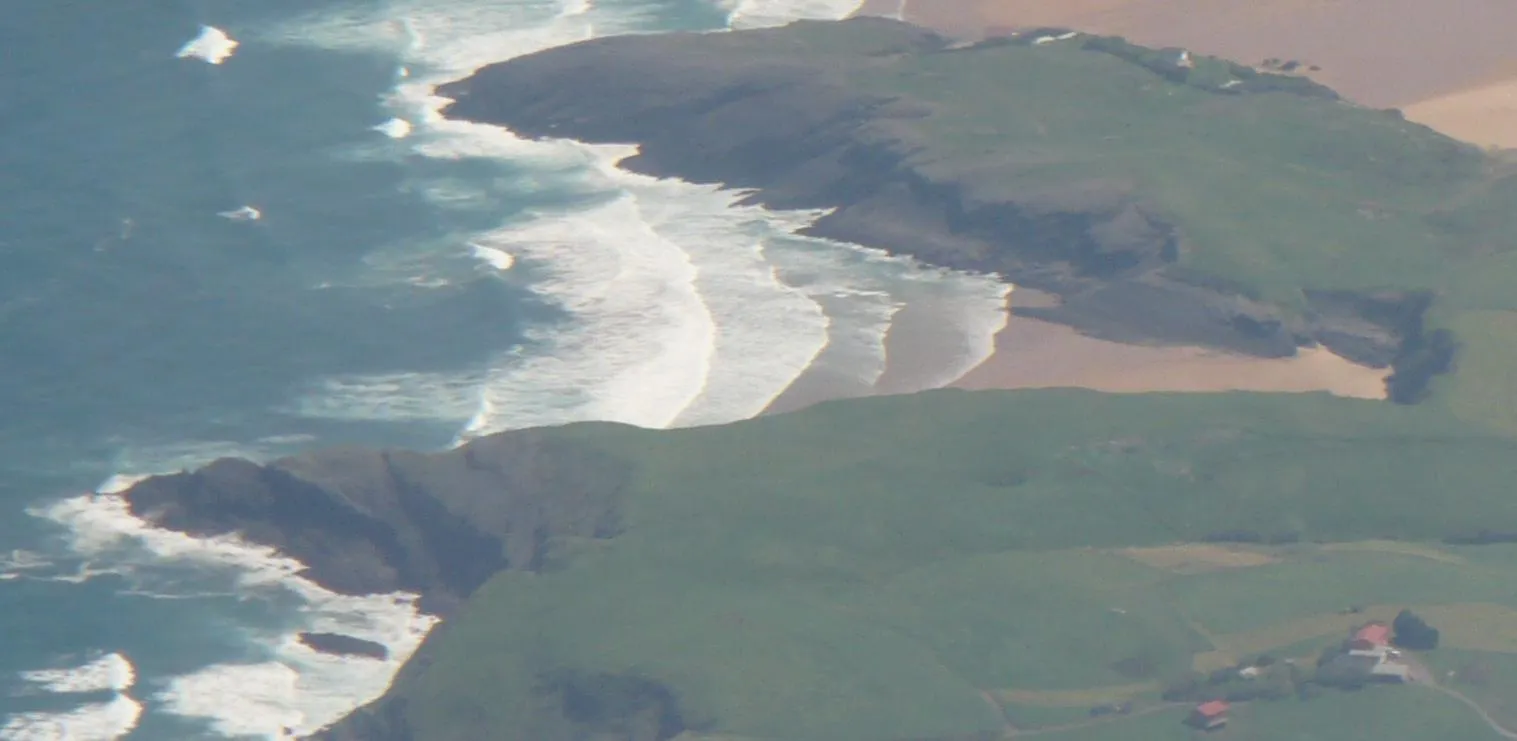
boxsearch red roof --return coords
[1354,623,1391,646]
[1196,700,1229,717]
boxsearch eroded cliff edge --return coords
[123,429,629,615]
[436,17,1462,400]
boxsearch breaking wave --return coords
[721,0,867,29]
[267,0,1008,437]
[32,477,436,739]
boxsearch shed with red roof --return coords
[1188,700,1229,731]
[1352,622,1392,650]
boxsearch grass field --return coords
[1438,310,1517,437]
[1424,649,1517,730]
[842,34,1517,309]
[364,389,1517,741]
[1029,690,1508,740]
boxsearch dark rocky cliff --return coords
[436,17,1445,387]
[123,428,629,614]
[121,429,636,740]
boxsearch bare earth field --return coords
[1403,76,1517,150]
[1117,544,1280,573]
[856,0,1517,150]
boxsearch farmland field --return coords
[382,389,1517,740]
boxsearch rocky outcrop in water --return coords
[122,428,630,614]
[299,632,390,660]
[436,17,1450,393]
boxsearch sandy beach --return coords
[1402,75,1517,151]
[763,288,1387,416]
[949,304,1389,399]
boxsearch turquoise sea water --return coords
[0,0,1007,737]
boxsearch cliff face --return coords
[123,428,629,613]
[436,17,1440,376]
[122,430,636,740]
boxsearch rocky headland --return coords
[117,428,638,739]
[435,17,1457,400]
[122,428,629,615]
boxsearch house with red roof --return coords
[1352,622,1391,649]
[1348,621,1402,661]
[1340,621,1411,682]
[1187,700,1229,731]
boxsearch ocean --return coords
[0,0,1006,738]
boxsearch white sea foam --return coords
[455,189,715,435]
[36,488,438,738]
[373,117,413,139]
[1,549,53,577]
[269,0,839,436]
[217,205,262,222]
[3,653,140,741]
[911,281,1012,391]
[468,241,515,271]
[588,152,832,428]
[157,596,435,738]
[20,654,136,695]
[720,0,867,29]
[412,178,491,209]
[286,369,486,423]
[175,25,239,65]
[0,693,143,741]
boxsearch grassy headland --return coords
[319,390,1517,740]
[442,18,1517,407]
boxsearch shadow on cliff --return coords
[124,428,629,613]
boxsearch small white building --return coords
[1371,661,1411,683]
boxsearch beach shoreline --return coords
[762,286,1390,416]
[946,299,1389,400]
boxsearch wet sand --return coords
[763,295,1007,416]
[763,286,1386,416]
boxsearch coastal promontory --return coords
[121,391,1517,741]
[434,18,1517,401]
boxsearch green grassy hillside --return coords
[365,391,1517,741]
[754,21,1517,410]
[828,24,1517,309]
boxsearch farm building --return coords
[1371,661,1412,682]
[1350,622,1391,651]
[1188,700,1229,731]
[1321,621,1413,685]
